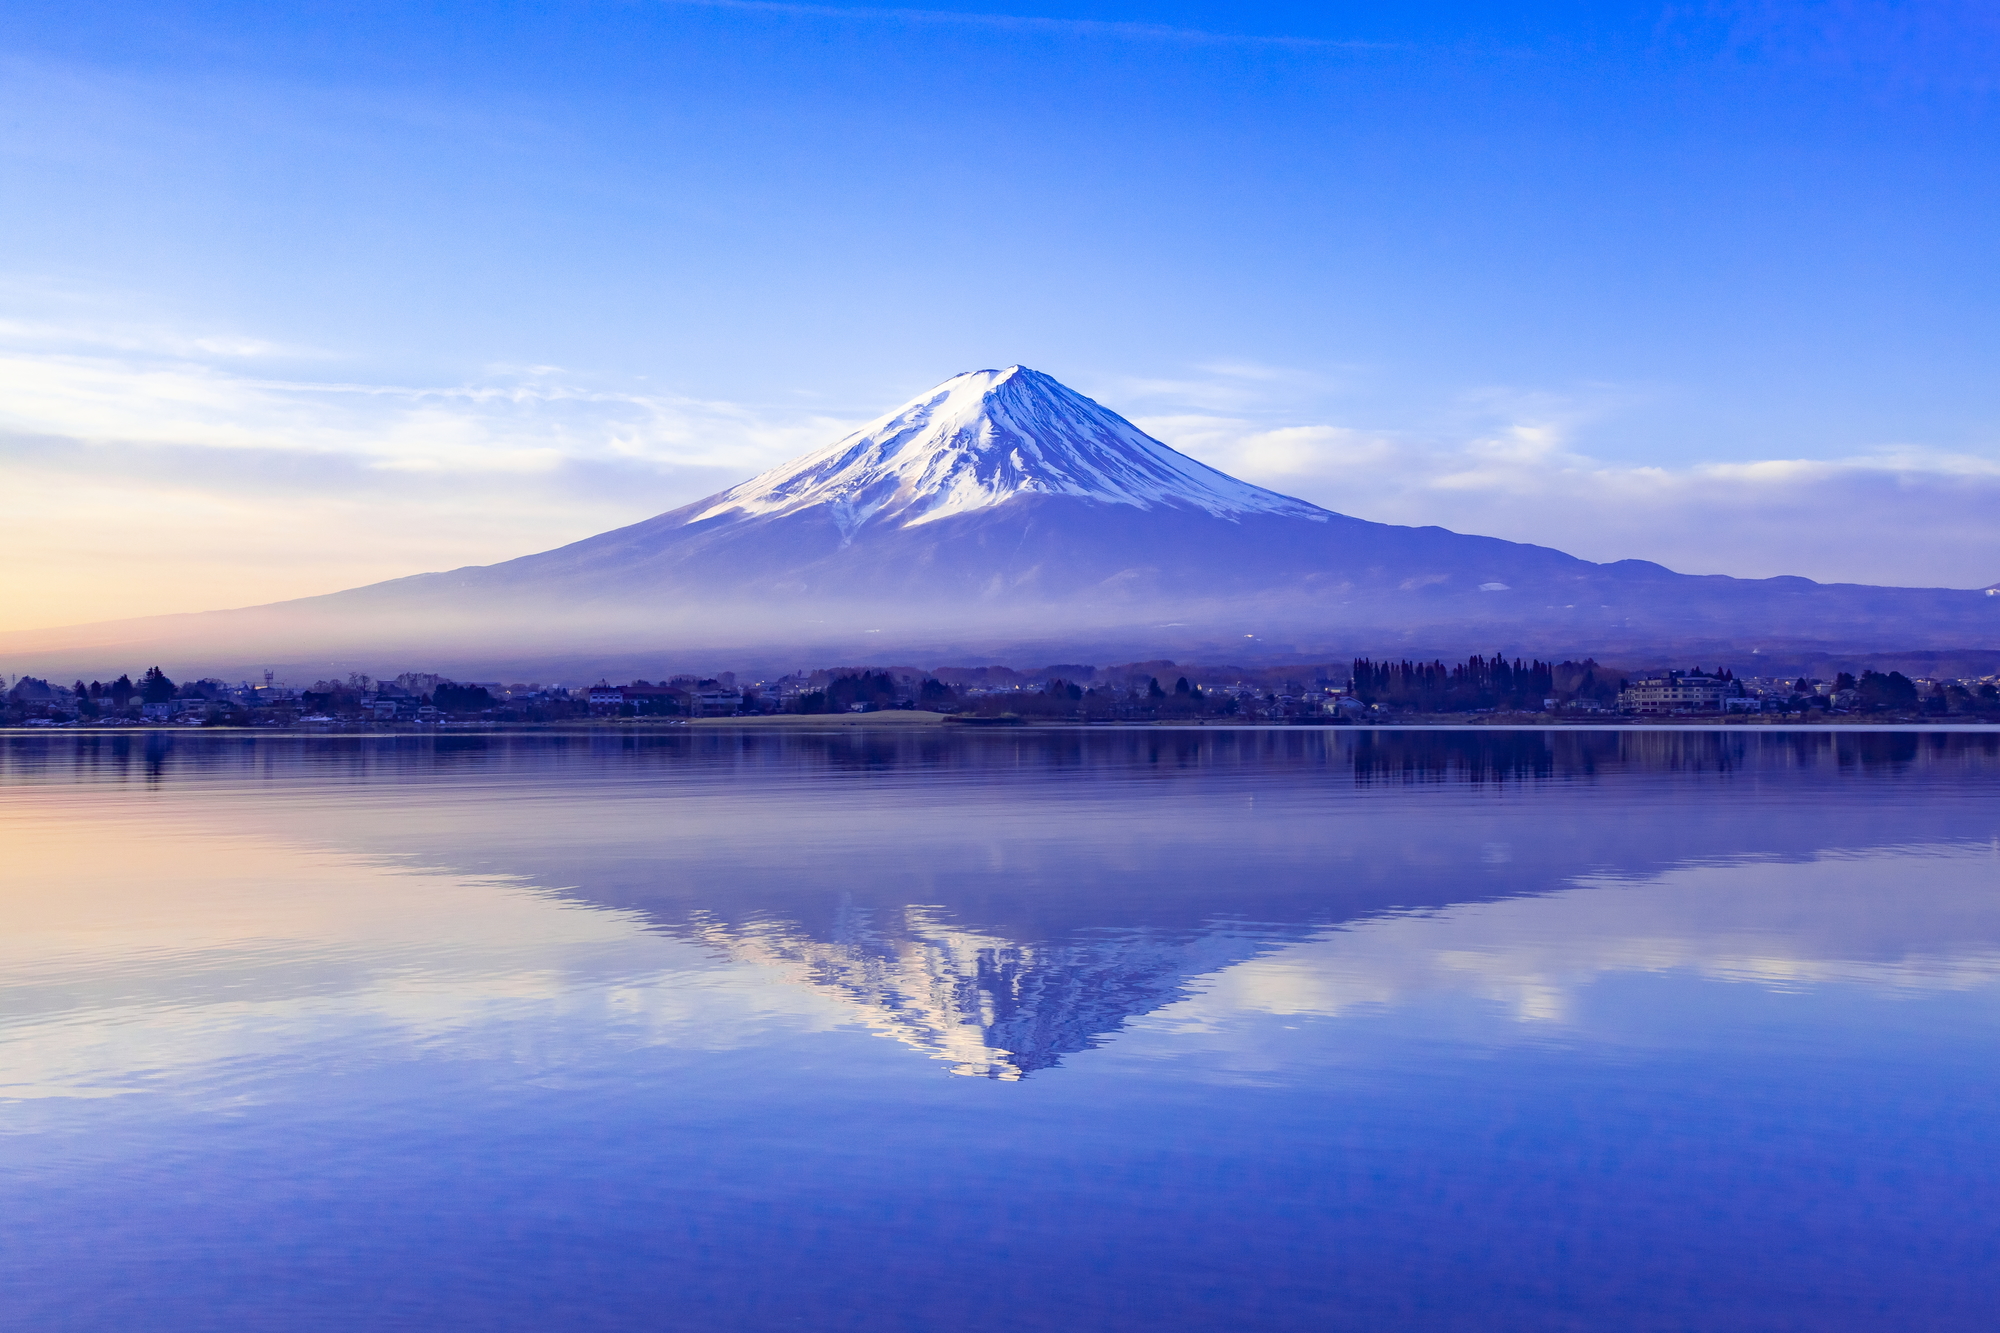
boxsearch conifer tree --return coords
[140,667,176,704]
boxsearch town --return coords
[6,656,1999,728]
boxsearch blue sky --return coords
[3,1,1998,628]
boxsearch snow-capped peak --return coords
[692,366,1329,533]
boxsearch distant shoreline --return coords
[6,717,1998,736]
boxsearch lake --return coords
[3,728,1998,1331]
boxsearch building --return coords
[619,684,685,714]
[7,677,61,706]
[690,689,744,717]
[1545,696,1611,713]
[1618,672,1731,715]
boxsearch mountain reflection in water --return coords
[8,728,1996,1082]
[686,908,1295,1079]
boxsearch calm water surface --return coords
[3,729,1998,1331]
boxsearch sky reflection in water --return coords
[3,729,1998,1330]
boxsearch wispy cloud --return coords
[0,314,860,630]
[1141,387,2000,590]
[0,323,846,477]
[1100,360,1363,415]
[656,0,1389,50]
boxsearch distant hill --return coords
[4,366,1995,677]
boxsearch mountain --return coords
[4,365,1996,674]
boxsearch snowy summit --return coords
[694,366,1328,537]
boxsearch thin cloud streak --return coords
[657,0,1391,50]
[0,348,848,474]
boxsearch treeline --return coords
[8,666,187,720]
[1348,654,1618,713]
[1855,669,2000,715]
[3,665,526,727]
[793,671,951,714]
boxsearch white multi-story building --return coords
[1618,672,1731,715]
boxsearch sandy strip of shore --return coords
[685,711,954,728]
